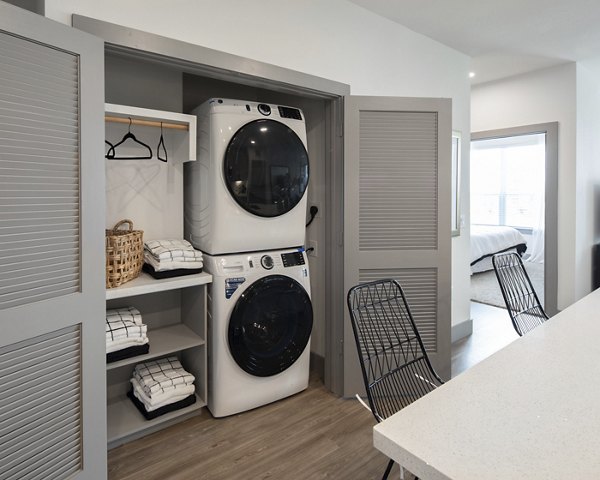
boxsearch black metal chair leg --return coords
[381,459,394,480]
[347,279,443,480]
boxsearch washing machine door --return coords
[228,274,313,377]
[224,119,309,218]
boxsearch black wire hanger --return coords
[105,140,115,159]
[157,122,168,163]
[106,117,153,160]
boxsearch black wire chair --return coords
[347,279,444,480]
[492,252,549,336]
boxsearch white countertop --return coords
[374,288,600,480]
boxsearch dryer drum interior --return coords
[228,274,313,377]
[224,119,309,218]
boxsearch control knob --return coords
[260,255,274,270]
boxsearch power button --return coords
[257,104,271,116]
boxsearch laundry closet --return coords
[100,35,333,445]
[0,8,453,475]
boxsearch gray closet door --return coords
[343,96,452,397]
[0,4,106,479]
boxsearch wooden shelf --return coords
[105,103,197,161]
[106,272,212,300]
[107,324,205,370]
[107,393,205,449]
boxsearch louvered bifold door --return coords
[0,4,106,479]
[343,96,452,397]
[0,29,80,310]
[0,326,82,480]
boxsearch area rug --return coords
[470,261,544,308]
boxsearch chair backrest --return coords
[347,279,443,422]
[492,252,548,336]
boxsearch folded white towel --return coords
[106,337,149,354]
[106,306,147,345]
[106,306,142,324]
[106,324,147,343]
[144,239,202,261]
[133,357,195,397]
[130,377,195,411]
[144,253,203,272]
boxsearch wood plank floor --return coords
[108,375,412,480]
[109,302,512,480]
[452,302,518,376]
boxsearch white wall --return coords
[575,57,600,299]
[472,63,577,309]
[46,0,472,338]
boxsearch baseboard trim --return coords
[451,318,473,343]
[310,352,324,380]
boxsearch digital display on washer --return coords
[281,252,305,267]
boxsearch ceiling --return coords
[348,0,600,84]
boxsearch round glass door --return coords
[228,275,313,377]
[224,119,309,218]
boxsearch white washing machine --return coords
[184,98,310,255]
[203,248,312,418]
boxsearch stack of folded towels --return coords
[143,239,203,279]
[128,356,196,420]
[106,306,149,363]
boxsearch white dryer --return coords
[184,98,310,255]
[203,248,312,418]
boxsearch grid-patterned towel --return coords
[144,253,203,272]
[106,307,147,343]
[130,376,195,411]
[106,306,142,325]
[144,239,203,261]
[133,357,195,398]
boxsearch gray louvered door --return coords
[0,4,106,479]
[343,96,451,397]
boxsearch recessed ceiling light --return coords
[469,72,476,78]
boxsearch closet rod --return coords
[105,116,189,131]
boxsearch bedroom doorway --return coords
[470,123,558,317]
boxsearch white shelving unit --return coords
[106,271,211,300]
[105,103,197,161]
[104,103,211,449]
[105,272,212,449]
[104,103,197,241]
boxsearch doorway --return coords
[470,123,558,326]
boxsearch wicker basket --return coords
[105,219,144,289]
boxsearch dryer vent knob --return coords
[260,255,274,270]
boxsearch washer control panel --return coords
[246,250,306,271]
[281,251,305,267]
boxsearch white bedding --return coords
[470,225,527,273]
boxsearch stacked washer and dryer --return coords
[184,99,313,418]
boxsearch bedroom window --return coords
[470,133,545,231]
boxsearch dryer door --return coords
[228,274,313,377]
[224,119,309,217]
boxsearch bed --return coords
[470,225,527,274]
